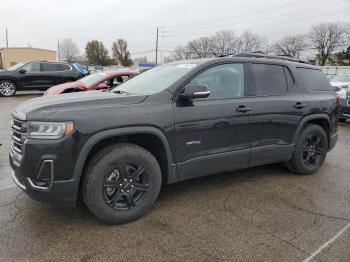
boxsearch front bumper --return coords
[9,136,81,207]
[10,169,79,206]
[339,99,350,119]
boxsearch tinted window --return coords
[190,63,245,99]
[57,63,71,71]
[297,68,333,91]
[21,62,40,72]
[41,63,59,72]
[252,64,288,96]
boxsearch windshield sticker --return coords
[176,64,197,69]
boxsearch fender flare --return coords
[292,114,331,145]
[71,126,176,184]
[0,76,20,88]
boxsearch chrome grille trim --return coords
[10,117,27,160]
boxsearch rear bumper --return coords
[329,132,338,152]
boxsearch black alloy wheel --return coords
[82,143,162,224]
[103,164,150,211]
[302,133,324,167]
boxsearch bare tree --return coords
[212,30,240,56]
[59,38,79,62]
[237,31,266,53]
[188,36,215,58]
[308,22,346,66]
[273,35,307,58]
[112,39,133,66]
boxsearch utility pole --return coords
[6,28,8,48]
[57,39,60,60]
[155,27,159,66]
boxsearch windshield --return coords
[113,63,199,95]
[7,63,25,71]
[331,75,350,83]
[79,72,108,86]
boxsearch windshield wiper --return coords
[113,90,132,95]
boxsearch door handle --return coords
[294,102,307,109]
[235,105,251,113]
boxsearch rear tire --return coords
[0,80,16,97]
[288,124,328,175]
[82,143,162,224]
[339,118,346,122]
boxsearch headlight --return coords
[337,89,347,99]
[27,121,74,139]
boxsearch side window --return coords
[41,63,59,72]
[252,64,288,96]
[297,68,333,91]
[190,63,245,99]
[57,63,71,71]
[21,62,40,72]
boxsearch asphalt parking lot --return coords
[0,94,350,262]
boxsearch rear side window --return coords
[297,68,333,91]
[252,64,288,96]
[57,63,71,71]
[41,63,58,72]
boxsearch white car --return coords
[330,74,350,89]
[330,74,350,122]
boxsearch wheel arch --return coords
[293,114,331,147]
[72,126,177,195]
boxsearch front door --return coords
[18,62,44,89]
[174,63,254,180]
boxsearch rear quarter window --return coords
[297,68,333,91]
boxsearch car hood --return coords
[44,81,86,96]
[330,81,350,87]
[13,91,148,120]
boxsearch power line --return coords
[162,0,340,29]
[164,1,348,35]
[161,9,349,40]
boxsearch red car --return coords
[44,70,139,96]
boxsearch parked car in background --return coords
[0,61,87,97]
[330,74,350,122]
[330,74,350,88]
[44,70,139,96]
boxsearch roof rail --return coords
[232,52,310,64]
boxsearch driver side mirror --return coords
[97,83,108,89]
[18,69,26,74]
[179,83,210,100]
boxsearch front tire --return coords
[288,124,328,175]
[82,143,162,224]
[0,80,16,97]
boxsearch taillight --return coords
[336,95,340,104]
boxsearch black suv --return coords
[0,61,86,96]
[9,54,339,224]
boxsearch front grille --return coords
[10,117,27,160]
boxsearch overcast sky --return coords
[0,0,349,61]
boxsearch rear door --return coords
[174,63,254,180]
[39,62,62,89]
[249,63,307,166]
